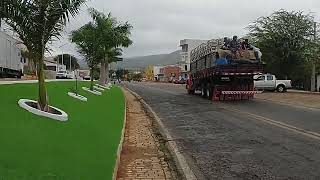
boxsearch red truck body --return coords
[187,39,264,101]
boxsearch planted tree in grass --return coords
[71,23,102,90]
[88,8,133,86]
[0,0,85,111]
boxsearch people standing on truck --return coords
[229,36,239,51]
[222,37,230,49]
[229,36,240,59]
[241,39,252,50]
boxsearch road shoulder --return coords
[125,87,197,180]
[117,89,179,180]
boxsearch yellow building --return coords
[144,65,154,80]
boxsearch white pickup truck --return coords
[254,74,292,93]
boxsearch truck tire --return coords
[276,85,286,93]
[201,84,207,98]
[206,84,213,100]
[188,89,195,95]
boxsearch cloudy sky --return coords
[49,0,320,58]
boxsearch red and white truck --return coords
[186,38,264,101]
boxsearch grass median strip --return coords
[0,81,125,180]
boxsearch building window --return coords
[185,65,187,71]
[182,44,188,52]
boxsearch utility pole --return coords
[311,22,317,91]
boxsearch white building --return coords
[153,65,163,80]
[179,39,208,74]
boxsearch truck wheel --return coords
[201,84,207,98]
[276,85,286,93]
[206,84,213,100]
[188,89,195,95]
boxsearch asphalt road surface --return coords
[125,82,320,180]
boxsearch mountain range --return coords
[78,50,182,70]
[114,50,182,70]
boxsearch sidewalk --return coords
[117,89,176,180]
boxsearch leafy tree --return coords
[53,54,80,70]
[115,69,129,79]
[132,73,143,81]
[87,8,132,86]
[248,10,319,89]
[71,23,101,90]
[144,65,154,80]
[0,0,85,110]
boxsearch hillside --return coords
[115,50,182,69]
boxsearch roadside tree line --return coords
[249,10,320,91]
[70,8,132,90]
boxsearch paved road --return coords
[126,82,320,180]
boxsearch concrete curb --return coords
[287,90,320,95]
[125,87,197,180]
[0,79,79,85]
[112,88,127,180]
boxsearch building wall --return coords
[160,65,182,82]
[153,66,163,80]
[180,39,208,72]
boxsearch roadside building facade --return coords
[160,65,182,82]
[179,39,208,77]
[153,65,164,81]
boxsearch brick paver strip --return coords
[117,90,173,180]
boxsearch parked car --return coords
[56,70,68,79]
[83,75,91,80]
[254,74,292,92]
[174,79,186,84]
[66,72,75,79]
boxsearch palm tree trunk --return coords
[90,67,94,90]
[105,62,110,84]
[37,55,48,111]
[99,61,106,86]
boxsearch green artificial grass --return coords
[0,81,125,180]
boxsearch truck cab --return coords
[254,74,292,92]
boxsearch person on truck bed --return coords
[241,39,252,50]
[222,37,230,49]
[229,36,239,51]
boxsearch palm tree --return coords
[87,8,132,86]
[71,23,102,90]
[0,0,86,111]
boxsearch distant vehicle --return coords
[0,31,23,78]
[66,71,75,79]
[254,74,292,93]
[174,79,186,84]
[83,75,91,80]
[56,70,68,79]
